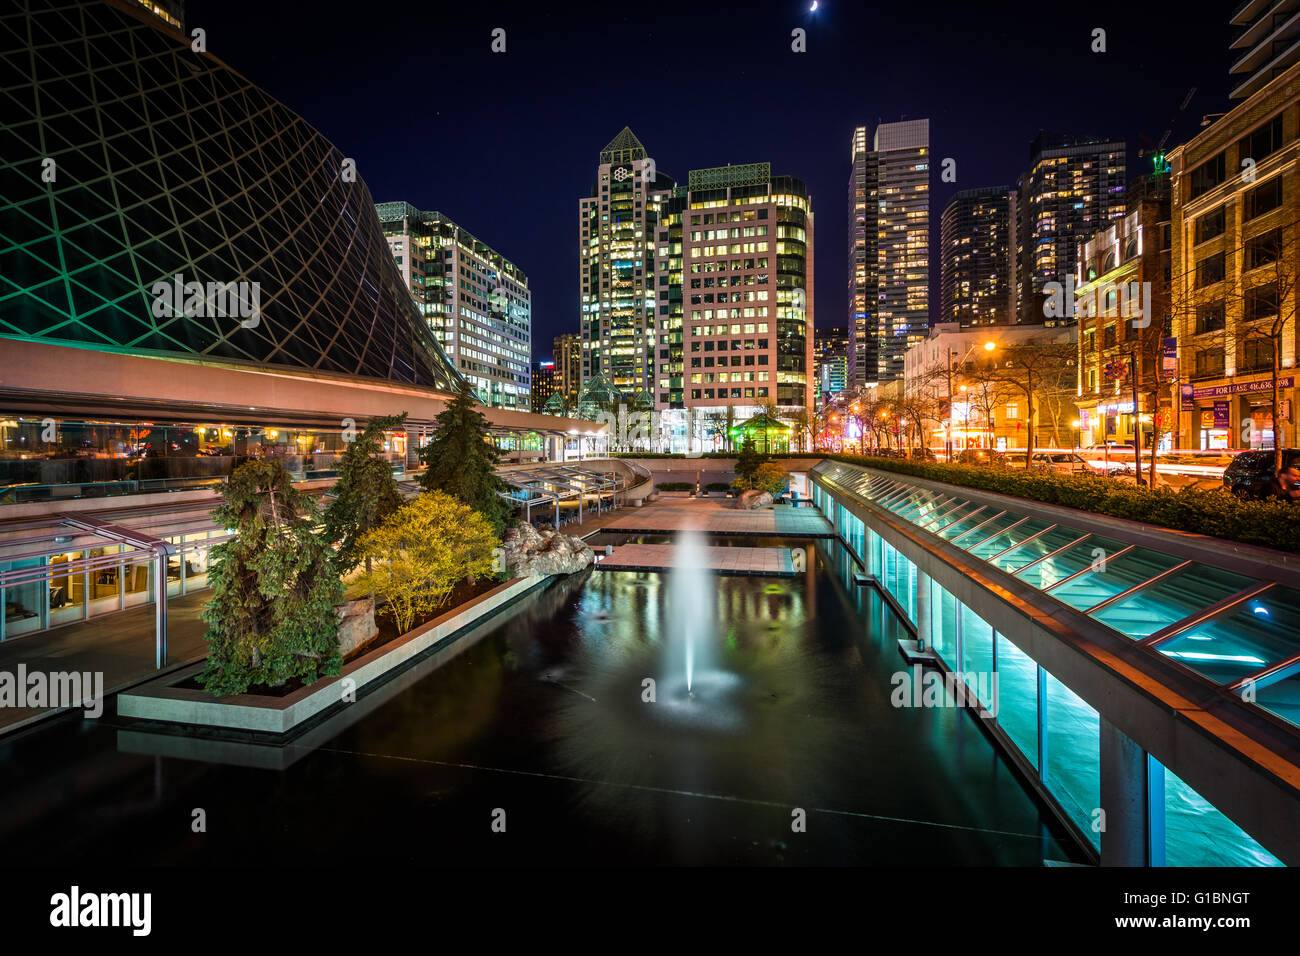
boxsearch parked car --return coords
[952,449,1005,466]
[1028,452,1091,474]
[1222,449,1300,500]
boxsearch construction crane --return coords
[1140,86,1197,174]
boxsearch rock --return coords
[502,522,595,577]
[737,490,774,510]
[335,597,378,657]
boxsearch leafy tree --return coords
[419,381,509,534]
[749,461,789,495]
[356,491,500,635]
[199,459,343,696]
[324,413,407,575]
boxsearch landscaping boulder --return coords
[503,522,595,577]
[335,597,378,657]
[737,489,774,510]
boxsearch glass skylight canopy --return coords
[814,462,1300,733]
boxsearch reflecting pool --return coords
[0,536,1080,866]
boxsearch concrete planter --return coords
[118,575,547,735]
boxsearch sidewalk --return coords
[0,590,210,735]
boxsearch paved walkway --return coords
[600,497,834,537]
[595,543,795,576]
[0,591,209,735]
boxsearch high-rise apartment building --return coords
[661,162,814,432]
[815,326,849,405]
[376,203,532,410]
[1230,0,1300,100]
[552,333,582,409]
[1015,133,1127,324]
[940,186,1017,327]
[847,125,874,388]
[579,128,676,401]
[847,119,930,385]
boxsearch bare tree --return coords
[988,337,1077,467]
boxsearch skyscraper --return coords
[579,128,676,401]
[847,119,930,385]
[846,125,874,388]
[377,203,532,410]
[663,162,814,433]
[1230,0,1300,100]
[1015,133,1127,324]
[815,326,849,405]
[531,360,557,410]
[940,186,1016,327]
[553,332,582,409]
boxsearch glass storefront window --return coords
[960,605,994,708]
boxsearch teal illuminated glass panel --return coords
[1047,548,1184,612]
[995,632,1039,769]
[968,518,1053,561]
[992,525,1086,573]
[1090,564,1256,639]
[931,577,958,666]
[1156,586,1300,686]
[936,507,994,542]
[1253,663,1300,728]
[954,512,1025,550]
[921,501,974,532]
[1044,672,1100,850]
[1015,534,1126,590]
[1160,763,1283,866]
[960,604,994,707]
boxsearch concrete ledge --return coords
[118,574,547,734]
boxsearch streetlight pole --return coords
[945,346,954,462]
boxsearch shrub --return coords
[827,454,1300,553]
[749,461,789,496]
[704,482,731,492]
[356,491,499,635]
[656,481,693,492]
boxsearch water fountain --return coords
[667,529,714,696]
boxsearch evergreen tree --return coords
[199,459,343,696]
[324,413,407,575]
[734,437,768,484]
[418,381,509,534]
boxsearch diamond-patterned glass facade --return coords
[0,0,464,390]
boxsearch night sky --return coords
[187,0,1233,361]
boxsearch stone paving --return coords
[594,543,795,576]
[600,496,833,537]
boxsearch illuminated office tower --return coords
[553,333,582,409]
[662,162,814,445]
[377,203,532,410]
[579,128,676,402]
